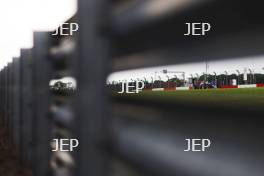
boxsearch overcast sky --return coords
[0,0,76,69]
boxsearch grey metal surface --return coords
[111,0,264,70]
[13,57,21,149]
[32,32,53,176]
[74,0,111,175]
[20,49,34,167]
[0,1,264,176]
[113,119,263,176]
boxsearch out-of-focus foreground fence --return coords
[0,0,264,176]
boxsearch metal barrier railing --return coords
[0,0,264,176]
[109,1,264,176]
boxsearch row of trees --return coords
[197,73,264,85]
[50,81,76,95]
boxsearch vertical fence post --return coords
[75,0,111,175]
[10,58,15,144]
[16,54,24,162]
[48,32,77,175]
[8,62,14,141]
[0,68,2,126]
[4,66,8,128]
[6,64,10,134]
[32,32,52,176]
[20,49,34,167]
[13,58,21,148]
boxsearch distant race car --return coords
[193,81,216,89]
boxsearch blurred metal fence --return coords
[0,0,264,176]
[109,1,264,176]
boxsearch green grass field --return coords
[115,88,264,111]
